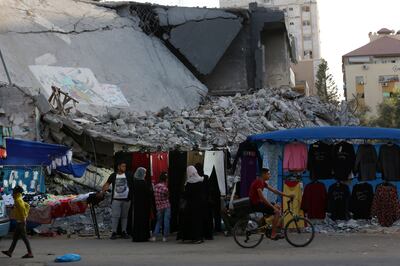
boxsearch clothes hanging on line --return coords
[328,182,350,221]
[308,141,333,179]
[283,181,304,228]
[332,141,356,181]
[259,143,282,203]
[354,144,378,181]
[283,142,308,173]
[150,152,169,183]
[232,141,262,174]
[350,182,374,220]
[371,182,400,227]
[301,181,327,219]
[378,143,400,181]
[203,150,226,196]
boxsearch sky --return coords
[120,0,400,93]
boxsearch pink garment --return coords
[283,142,308,172]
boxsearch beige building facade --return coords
[343,29,400,116]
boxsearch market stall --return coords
[0,138,90,225]
[246,126,400,227]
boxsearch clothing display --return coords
[150,152,169,183]
[350,183,374,220]
[378,144,400,181]
[332,141,356,181]
[328,182,350,221]
[371,182,400,227]
[259,143,282,203]
[204,150,226,195]
[301,181,327,219]
[283,181,304,228]
[308,141,333,179]
[232,141,263,173]
[283,142,308,172]
[187,151,205,166]
[354,144,378,181]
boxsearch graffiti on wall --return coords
[29,65,130,107]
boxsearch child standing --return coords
[150,172,171,242]
[2,186,33,258]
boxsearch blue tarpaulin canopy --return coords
[0,138,88,178]
[247,126,400,143]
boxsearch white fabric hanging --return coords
[204,150,226,196]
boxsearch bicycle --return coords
[233,200,315,248]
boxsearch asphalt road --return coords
[0,233,400,266]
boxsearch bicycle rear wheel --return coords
[233,217,264,248]
[284,217,315,247]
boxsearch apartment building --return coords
[343,28,400,115]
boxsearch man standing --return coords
[102,162,133,239]
[249,168,293,240]
[150,172,171,242]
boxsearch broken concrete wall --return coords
[0,0,207,115]
[0,83,37,140]
[263,29,292,88]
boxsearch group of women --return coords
[130,164,221,244]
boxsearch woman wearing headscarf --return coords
[177,166,205,244]
[132,167,152,242]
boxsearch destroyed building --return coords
[100,2,296,95]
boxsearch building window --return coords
[303,20,311,26]
[302,6,310,12]
[289,7,293,11]
[290,22,294,25]
[304,50,313,58]
[379,75,399,83]
[392,60,396,63]
[356,76,365,85]
[282,8,287,12]
[303,35,312,41]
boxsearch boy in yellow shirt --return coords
[2,186,33,259]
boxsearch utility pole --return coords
[0,48,12,85]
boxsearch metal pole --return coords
[0,48,12,85]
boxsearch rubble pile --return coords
[44,87,359,153]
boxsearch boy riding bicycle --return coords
[248,168,294,240]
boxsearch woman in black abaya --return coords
[132,167,152,242]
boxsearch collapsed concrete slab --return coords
[0,0,207,115]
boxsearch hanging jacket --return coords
[350,183,374,220]
[308,141,333,179]
[328,183,350,221]
[283,142,308,172]
[371,183,400,227]
[232,141,263,173]
[378,144,400,181]
[301,181,327,219]
[332,141,356,181]
[354,144,378,181]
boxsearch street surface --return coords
[1,233,400,266]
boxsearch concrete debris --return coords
[43,87,359,154]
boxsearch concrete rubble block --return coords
[115,118,126,126]
[34,94,53,114]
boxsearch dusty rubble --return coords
[43,87,360,154]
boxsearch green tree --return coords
[315,59,339,104]
[371,94,400,128]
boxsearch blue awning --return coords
[247,126,400,143]
[0,138,70,166]
[0,139,89,178]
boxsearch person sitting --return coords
[248,168,294,240]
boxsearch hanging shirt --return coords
[350,183,374,220]
[301,182,327,219]
[283,181,304,228]
[283,142,308,172]
[332,141,356,181]
[354,144,378,181]
[328,183,350,221]
[259,143,282,203]
[371,183,400,227]
[378,144,400,181]
[308,141,333,179]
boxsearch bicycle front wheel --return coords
[284,217,315,247]
[233,218,264,248]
